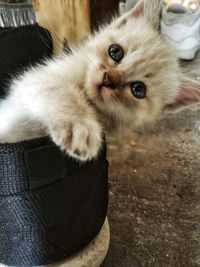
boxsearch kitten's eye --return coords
[108,44,124,63]
[130,81,147,99]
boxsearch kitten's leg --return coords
[47,89,102,161]
[49,107,103,161]
[7,81,102,161]
[0,98,29,142]
[0,98,45,142]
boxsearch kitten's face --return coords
[84,0,181,127]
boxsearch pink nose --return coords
[102,72,116,89]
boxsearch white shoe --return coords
[161,1,200,60]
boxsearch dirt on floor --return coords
[102,54,200,267]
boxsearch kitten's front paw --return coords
[50,118,102,161]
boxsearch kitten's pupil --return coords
[108,44,124,62]
[130,81,147,99]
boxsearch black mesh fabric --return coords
[0,26,108,266]
[0,138,108,266]
[0,25,53,96]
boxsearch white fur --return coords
[0,0,198,161]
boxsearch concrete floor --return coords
[103,52,200,266]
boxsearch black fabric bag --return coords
[0,25,108,266]
[0,25,53,97]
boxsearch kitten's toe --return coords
[50,119,102,161]
[49,122,73,151]
[69,121,102,161]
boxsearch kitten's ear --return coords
[114,0,162,31]
[166,78,200,112]
[143,0,162,30]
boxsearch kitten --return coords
[0,0,200,161]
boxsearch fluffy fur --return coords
[0,0,200,161]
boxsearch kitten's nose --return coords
[102,72,116,89]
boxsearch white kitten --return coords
[0,0,200,161]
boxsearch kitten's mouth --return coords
[95,83,119,104]
[95,83,105,102]
[93,72,120,104]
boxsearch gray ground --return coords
[103,52,200,267]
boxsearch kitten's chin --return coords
[86,85,106,105]
[100,87,114,103]
[92,85,118,105]
[86,82,121,109]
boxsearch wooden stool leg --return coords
[33,0,90,53]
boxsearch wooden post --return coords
[33,0,90,54]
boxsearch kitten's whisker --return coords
[115,108,123,131]
[122,40,163,69]
[47,30,67,51]
[106,106,112,130]
[90,0,98,12]
[83,54,98,69]
[38,32,54,52]
[78,51,98,70]
[38,15,92,55]
[58,41,98,70]
[108,103,123,131]
[115,106,123,131]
